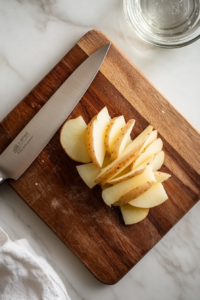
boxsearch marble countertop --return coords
[0,1,200,299]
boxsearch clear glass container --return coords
[124,0,200,48]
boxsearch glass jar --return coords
[123,0,200,48]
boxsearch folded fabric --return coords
[0,227,71,300]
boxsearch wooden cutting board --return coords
[0,30,200,285]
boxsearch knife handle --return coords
[0,177,5,186]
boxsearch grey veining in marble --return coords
[0,1,200,299]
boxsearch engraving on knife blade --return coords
[13,131,33,154]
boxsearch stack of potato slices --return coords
[60,107,171,225]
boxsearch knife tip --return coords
[103,42,111,53]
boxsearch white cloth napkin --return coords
[0,227,71,300]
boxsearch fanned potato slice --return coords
[129,182,168,208]
[77,163,101,189]
[96,136,148,186]
[121,205,149,225]
[60,116,91,163]
[85,107,111,168]
[95,125,153,185]
[125,135,132,147]
[110,119,135,161]
[139,130,157,154]
[150,151,165,171]
[113,165,132,178]
[105,116,125,154]
[132,138,163,169]
[131,155,154,171]
[107,168,145,185]
[154,171,171,182]
[121,125,153,157]
[76,154,111,189]
[102,165,155,206]
[119,181,154,205]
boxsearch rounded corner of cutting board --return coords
[91,270,126,286]
[79,29,110,42]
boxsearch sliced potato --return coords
[107,168,145,185]
[125,135,132,147]
[132,138,163,169]
[129,182,168,208]
[150,151,165,171]
[111,155,155,185]
[121,125,153,157]
[131,155,154,171]
[139,130,157,154]
[85,107,111,168]
[119,181,154,205]
[154,171,171,182]
[113,165,132,178]
[60,116,91,163]
[96,136,148,186]
[105,116,125,154]
[77,163,100,189]
[76,154,112,189]
[95,125,153,185]
[110,119,135,161]
[121,205,149,225]
[102,165,155,206]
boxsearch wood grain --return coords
[0,30,200,284]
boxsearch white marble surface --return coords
[0,0,200,299]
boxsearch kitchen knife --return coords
[0,43,111,185]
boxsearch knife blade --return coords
[0,43,111,185]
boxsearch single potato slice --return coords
[77,163,101,189]
[85,107,111,168]
[150,151,165,171]
[60,116,91,163]
[139,130,157,154]
[96,136,148,186]
[105,116,125,154]
[121,205,149,225]
[125,135,132,147]
[129,182,168,208]
[110,119,135,161]
[132,138,163,169]
[131,155,154,171]
[120,125,153,157]
[112,165,132,179]
[102,165,155,206]
[95,125,153,185]
[76,154,111,189]
[107,168,145,185]
[119,181,154,205]
[154,171,171,182]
